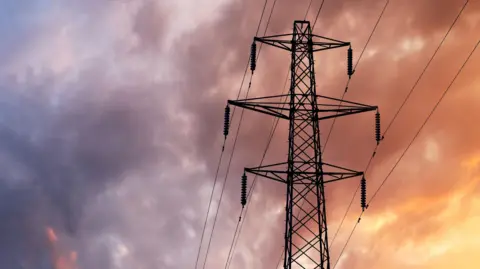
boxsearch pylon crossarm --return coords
[312,42,349,52]
[322,162,364,183]
[316,94,377,108]
[228,98,290,119]
[323,172,363,184]
[228,101,375,121]
[228,94,377,121]
[323,171,363,178]
[243,171,362,185]
[254,34,350,52]
[254,37,292,51]
[318,108,372,120]
[254,37,349,52]
[244,165,287,184]
[246,161,365,185]
[290,172,362,185]
[310,34,350,44]
[323,162,361,173]
[229,94,375,108]
[316,103,370,109]
[256,33,292,39]
[232,94,289,102]
[303,106,377,121]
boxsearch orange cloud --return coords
[45,227,78,269]
[168,0,480,267]
[198,0,480,268]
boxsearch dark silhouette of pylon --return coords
[226,20,380,269]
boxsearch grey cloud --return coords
[132,0,169,52]
[0,59,174,268]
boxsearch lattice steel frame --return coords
[228,21,377,269]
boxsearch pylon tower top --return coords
[254,20,350,52]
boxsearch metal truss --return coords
[229,20,377,269]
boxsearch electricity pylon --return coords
[225,21,381,269]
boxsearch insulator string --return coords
[360,177,367,211]
[250,42,257,72]
[347,46,353,78]
[241,173,247,207]
[224,105,230,137]
[375,110,382,144]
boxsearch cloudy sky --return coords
[1,0,480,268]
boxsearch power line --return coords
[332,220,359,269]
[312,0,325,30]
[225,78,288,269]
[320,0,391,251]
[333,22,479,269]
[322,0,390,153]
[226,74,289,269]
[382,0,469,137]
[200,0,286,268]
[194,55,250,269]
[328,0,469,250]
[193,1,270,268]
[369,33,476,206]
[222,1,284,268]
[304,0,314,21]
[202,77,253,269]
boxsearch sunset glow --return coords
[0,0,479,268]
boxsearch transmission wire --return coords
[193,1,270,268]
[323,0,389,248]
[197,0,285,268]
[332,15,477,269]
[312,0,325,30]
[322,0,390,153]
[328,0,469,250]
[221,1,283,268]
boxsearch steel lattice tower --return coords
[226,21,380,269]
